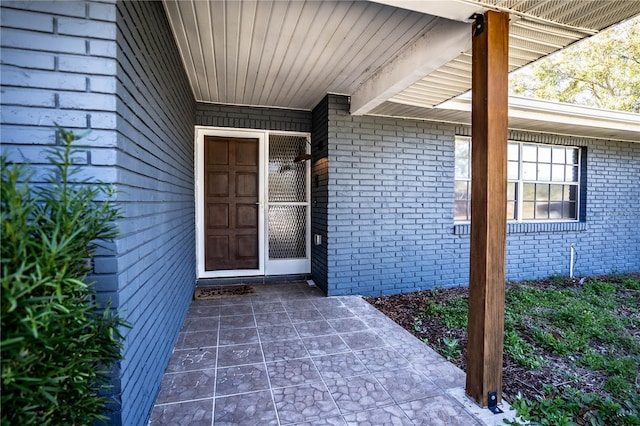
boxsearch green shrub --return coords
[507,385,640,426]
[1,128,128,425]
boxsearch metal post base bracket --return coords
[488,391,504,414]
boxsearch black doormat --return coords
[194,284,256,300]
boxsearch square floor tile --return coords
[266,357,322,388]
[252,301,286,314]
[258,323,299,342]
[185,305,220,318]
[219,314,256,329]
[420,361,466,390]
[395,340,444,365]
[165,348,217,373]
[317,306,355,320]
[214,390,278,425]
[282,300,312,312]
[399,395,482,425]
[312,352,367,380]
[149,399,213,425]
[343,405,413,426]
[180,317,219,333]
[215,363,269,396]
[217,343,264,367]
[328,317,368,333]
[156,369,216,404]
[354,347,410,373]
[340,331,386,351]
[312,298,345,309]
[326,375,393,413]
[302,335,349,357]
[294,320,335,338]
[374,368,440,404]
[273,381,340,424]
[254,311,292,327]
[219,304,254,317]
[218,327,259,346]
[262,338,309,362]
[287,307,322,323]
[175,331,217,350]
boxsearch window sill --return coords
[453,221,587,236]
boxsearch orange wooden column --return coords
[465,10,509,407]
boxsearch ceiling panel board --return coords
[164,0,639,126]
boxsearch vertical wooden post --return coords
[466,10,509,407]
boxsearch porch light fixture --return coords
[294,137,312,163]
[294,153,312,163]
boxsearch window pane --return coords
[508,161,519,180]
[536,184,549,200]
[568,185,578,201]
[508,143,519,161]
[550,185,563,201]
[563,201,577,219]
[566,166,579,182]
[523,163,536,180]
[552,164,565,182]
[523,183,535,201]
[523,201,535,219]
[455,180,469,200]
[537,163,551,181]
[455,139,470,158]
[567,148,579,165]
[549,201,563,219]
[552,147,566,164]
[535,202,550,219]
[454,200,469,221]
[507,201,516,220]
[455,158,470,178]
[507,182,516,200]
[522,145,537,161]
[538,146,551,163]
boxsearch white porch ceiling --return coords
[164,0,640,137]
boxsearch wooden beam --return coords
[350,18,471,115]
[466,10,509,407]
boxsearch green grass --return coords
[419,274,640,425]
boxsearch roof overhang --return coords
[163,0,640,141]
[371,95,640,143]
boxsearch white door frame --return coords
[194,126,311,279]
[195,126,266,278]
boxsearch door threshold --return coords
[196,274,311,288]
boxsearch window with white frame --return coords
[454,137,581,222]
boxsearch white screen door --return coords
[265,134,311,275]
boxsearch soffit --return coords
[163,0,444,110]
[388,0,640,108]
[163,0,640,139]
[369,97,640,143]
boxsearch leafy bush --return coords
[1,128,128,425]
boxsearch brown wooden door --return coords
[204,136,259,270]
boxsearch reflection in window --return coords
[454,138,581,222]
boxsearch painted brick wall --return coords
[114,1,195,425]
[196,102,311,133]
[311,96,330,292]
[1,0,118,180]
[0,0,123,420]
[324,95,640,296]
[1,1,196,424]
[325,95,459,295]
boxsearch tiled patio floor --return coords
[149,282,515,425]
